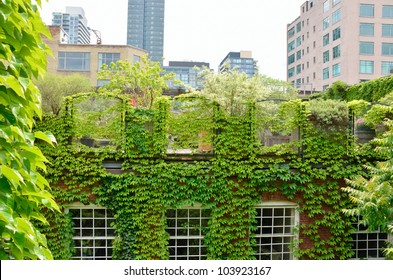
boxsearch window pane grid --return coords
[166,207,211,260]
[98,52,120,70]
[350,217,389,259]
[69,207,115,260]
[253,206,296,260]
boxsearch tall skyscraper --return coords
[287,0,393,93]
[127,0,165,63]
[52,7,90,44]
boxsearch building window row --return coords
[360,23,393,37]
[323,64,341,79]
[360,5,393,18]
[68,204,392,260]
[359,60,393,75]
[359,42,393,56]
[323,27,341,47]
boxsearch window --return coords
[133,55,141,63]
[333,45,341,59]
[58,52,90,71]
[323,16,330,30]
[288,27,295,39]
[288,40,295,52]
[288,54,295,65]
[323,50,330,63]
[166,207,211,260]
[360,4,374,17]
[67,206,115,260]
[359,42,374,55]
[323,1,329,13]
[332,9,341,24]
[296,36,302,47]
[296,50,302,60]
[382,61,393,75]
[253,203,298,260]
[360,23,374,36]
[332,63,341,76]
[296,64,301,74]
[382,24,393,37]
[323,34,330,46]
[296,22,302,33]
[382,5,393,18]
[98,52,120,70]
[382,43,393,56]
[288,67,295,78]
[333,27,341,41]
[350,217,389,259]
[360,60,374,74]
[333,0,341,5]
[323,67,330,80]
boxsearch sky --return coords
[39,0,306,80]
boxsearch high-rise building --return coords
[52,7,90,44]
[127,0,165,63]
[218,51,258,77]
[287,0,393,93]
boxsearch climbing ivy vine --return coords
[33,86,386,260]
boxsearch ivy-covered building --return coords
[36,85,393,260]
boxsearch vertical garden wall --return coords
[35,90,385,260]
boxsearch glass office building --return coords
[127,0,165,63]
[219,51,258,77]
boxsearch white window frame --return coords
[253,201,299,260]
[66,203,115,260]
[350,217,392,259]
[166,205,211,260]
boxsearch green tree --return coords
[0,0,59,259]
[36,73,93,115]
[193,69,297,116]
[98,56,175,108]
[344,98,393,258]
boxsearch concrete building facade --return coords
[219,51,258,77]
[127,0,165,63]
[52,7,91,44]
[287,0,393,92]
[44,26,147,86]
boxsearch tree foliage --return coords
[97,56,175,108]
[0,0,59,259]
[36,73,93,116]
[344,94,393,259]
